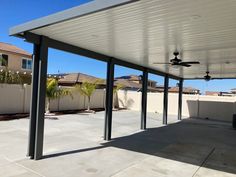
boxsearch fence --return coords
[117,90,236,122]
[0,84,31,114]
[0,84,107,114]
[49,89,106,112]
[0,84,235,122]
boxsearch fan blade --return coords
[153,62,171,64]
[181,61,200,64]
[180,63,191,67]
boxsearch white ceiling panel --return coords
[10,0,236,79]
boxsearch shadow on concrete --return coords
[43,119,236,174]
[43,146,105,159]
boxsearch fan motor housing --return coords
[204,75,211,81]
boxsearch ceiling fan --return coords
[204,71,211,81]
[153,52,200,67]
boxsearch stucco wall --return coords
[0,84,236,122]
[0,84,106,114]
[0,50,32,72]
[49,89,106,111]
[118,90,236,122]
[0,84,30,114]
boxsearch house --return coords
[114,79,141,91]
[53,73,201,94]
[50,73,105,88]
[205,91,233,96]
[114,79,159,92]
[169,87,200,95]
[114,75,159,91]
[115,75,157,88]
[205,91,220,96]
[0,42,32,73]
[52,73,159,92]
[230,88,236,95]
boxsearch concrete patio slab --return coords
[0,110,236,177]
[113,156,199,177]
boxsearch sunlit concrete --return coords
[0,110,236,177]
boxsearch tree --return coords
[46,78,72,114]
[113,83,123,109]
[75,80,101,112]
[0,56,22,84]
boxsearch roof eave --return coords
[0,49,32,58]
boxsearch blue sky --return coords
[1,0,235,93]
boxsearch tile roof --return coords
[58,73,159,91]
[205,91,220,96]
[115,75,141,81]
[0,42,32,57]
[169,87,199,93]
[114,79,142,89]
[58,73,103,85]
[115,75,157,83]
[114,79,160,92]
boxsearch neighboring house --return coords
[115,75,157,88]
[0,42,32,73]
[114,79,142,91]
[115,75,159,92]
[52,73,159,92]
[155,85,169,92]
[206,91,233,96]
[53,72,201,94]
[230,88,236,95]
[114,79,159,92]
[52,73,105,88]
[169,87,200,95]
[205,91,220,96]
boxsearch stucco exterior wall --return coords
[0,84,106,114]
[0,50,32,72]
[0,84,235,123]
[0,84,30,114]
[118,90,236,122]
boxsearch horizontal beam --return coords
[23,32,182,80]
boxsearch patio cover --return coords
[10,0,236,79]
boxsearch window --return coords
[0,54,8,67]
[22,58,32,70]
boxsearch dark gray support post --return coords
[104,58,114,141]
[178,79,183,120]
[27,44,40,159]
[141,69,148,130]
[34,36,49,160]
[163,75,169,125]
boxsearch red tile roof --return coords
[0,42,32,57]
[205,91,220,96]
[57,73,159,91]
[58,73,103,85]
[114,79,160,92]
[169,87,200,94]
[115,75,157,83]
